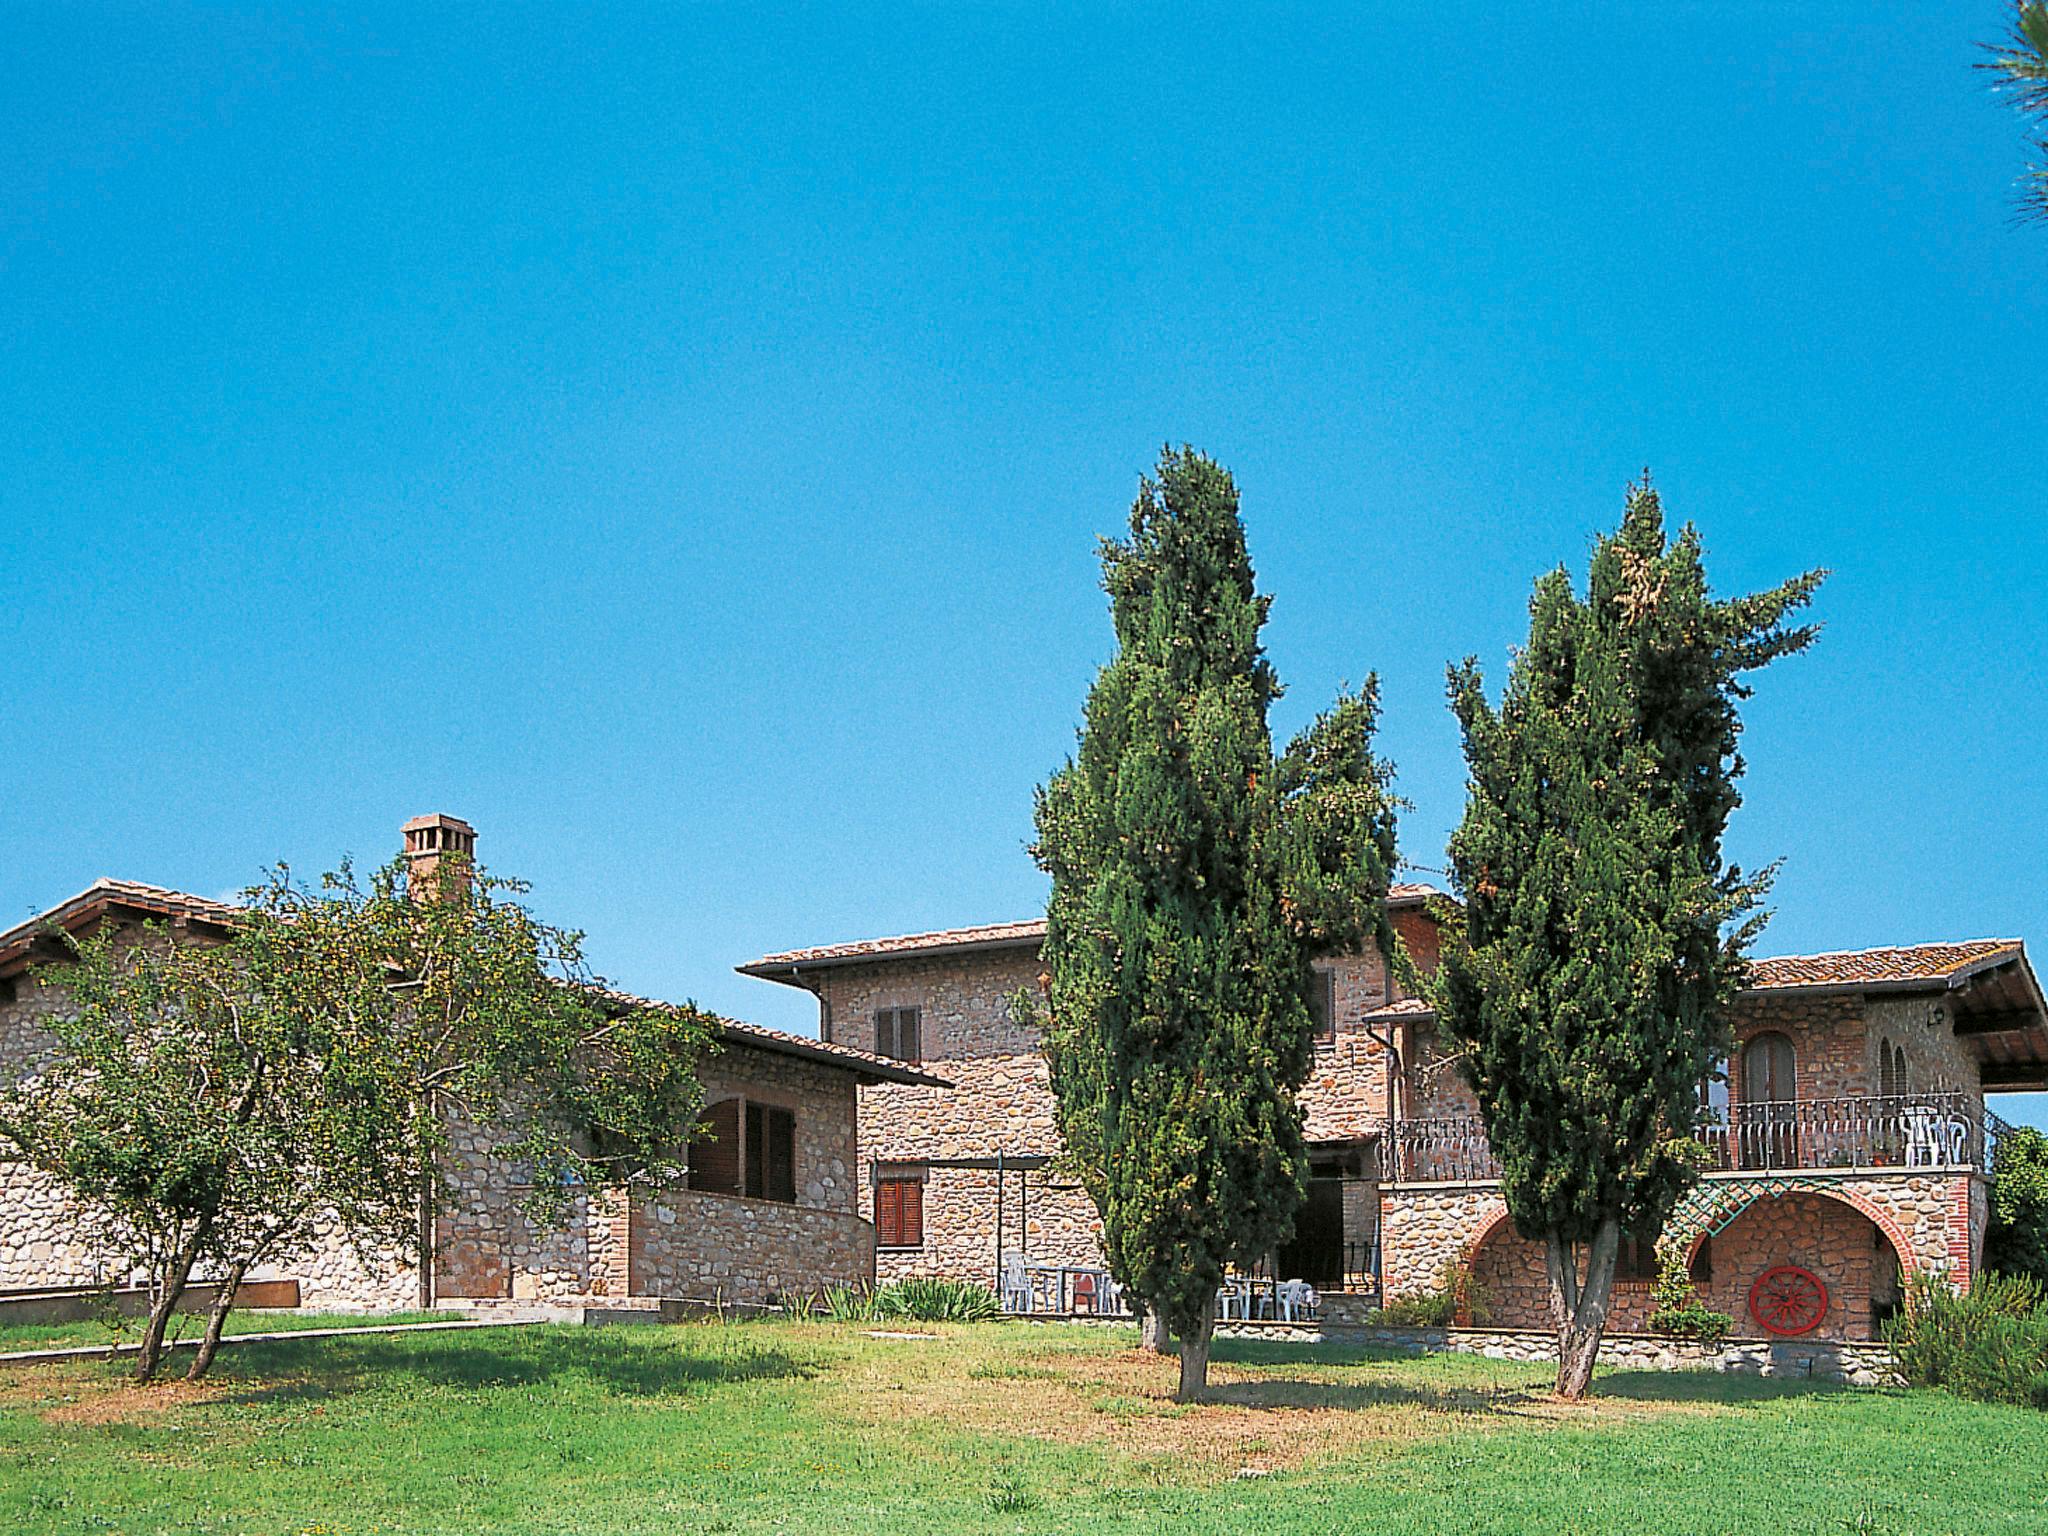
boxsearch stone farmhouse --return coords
[0,816,944,1312]
[740,892,2048,1344]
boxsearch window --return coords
[688,1099,742,1196]
[1307,968,1336,1041]
[1617,1232,1660,1282]
[688,1097,795,1203]
[1689,1236,1713,1285]
[1879,1039,1907,1099]
[819,998,834,1045]
[875,1170,925,1247]
[876,1006,922,1064]
[745,1103,796,1204]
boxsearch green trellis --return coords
[1661,1174,1839,1253]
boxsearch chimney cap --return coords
[402,813,475,835]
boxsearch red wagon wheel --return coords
[1748,1265,1828,1336]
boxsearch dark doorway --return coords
[1277,1178,1346,1287]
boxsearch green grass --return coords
[0,1309,459,1354]
[0,1320,2043,1535]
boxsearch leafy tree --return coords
[1987,1125,2048,1285]
[1436,479,1820,1398]
[1028,446,1398,1399]
[1983,2,2048,223]
[0,856,709,1382]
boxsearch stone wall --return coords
[0,953,415,1309]
[629,1188,873,1304]
[1316,1319,1899,1386]
[435,1040,870,1304]
[1381,1186,1499,1299]
[809,910,1439,1281]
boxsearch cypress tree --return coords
[1438,479,1822,1398]
[1030,447,1397,1399]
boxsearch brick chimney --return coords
[401,813,476,895]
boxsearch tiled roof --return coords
[583,984,950,1088]
[738,883,1449,974]
[1745,940,2025,994]
[0,878,243,971]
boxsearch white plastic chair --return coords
[1276,1279,1317,1322]
[1000,1252,1033,1314]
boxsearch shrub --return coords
[1987,1126,2048,1288]
[820,1283,876,1323]
[872,1277,1000,1323]
[1647,1245,1734,1343]
[1885,1270,2048,1407]
[1377,1259,1489,1327]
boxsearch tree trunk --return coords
[132,1225,208,1383]
[1175,1311,1215,1403]
[1139,1304,1171,1354]
[1545,1218,1621,1399]
[186,1257,250,1382]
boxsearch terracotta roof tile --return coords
[0,878,243,968]
[583,984,949,1088]
[1745,940,2024,993]
[739,884,1449,974]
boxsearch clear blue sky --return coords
[3,7,2043,1115]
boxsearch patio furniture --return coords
[1904,1105,1967,1167]
[1000,1252,1034,1314]
[1275,1279,1317,1322]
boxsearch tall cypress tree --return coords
[1438,479,1822,1398]
[1031,447,1397,1399]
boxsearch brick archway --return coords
[1677,1185,1919,1282]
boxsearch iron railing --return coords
[1695,1092,1984,1172]
[1392,1093,1990,1182]
[1391,1116,1503,1183]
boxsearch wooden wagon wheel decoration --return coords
[1748,1264,1828,1336]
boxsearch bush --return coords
[820,1283,876,1322]
[1647,1245,1734,1343]
[1885,1270,2048,1407]
[1987,1126,2048,1288]
[873,1277,1000,1323]
[1377,1259,1489,1327]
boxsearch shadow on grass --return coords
[197,1324,813,1407]
[1591,1368,1847,1405]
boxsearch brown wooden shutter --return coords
[766,1107,795,1203]
[688,1099,741,1196]
[901,1176,923,1245]
[876,1179,901,1246]
[901,1009,921,1064]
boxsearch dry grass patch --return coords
[0,1362,240,1426]
[822,1331,1710,1476]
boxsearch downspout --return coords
[1362,1015,1404,1298]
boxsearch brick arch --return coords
[1463,1188,1921,1283]
[1678,1186,1919,1280]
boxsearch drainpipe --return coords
[1363,1016,1404,1298]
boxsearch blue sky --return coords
[3,6,2043,1116]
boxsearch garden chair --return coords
[999,1252,1033,1314]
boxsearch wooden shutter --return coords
[875,1009,895,1059]
[746,1103,795,1203]
[899,1008,921,1064]
[1309,969,1335,1039]
[688,1099,741,1196]
[877,1175,923,1247]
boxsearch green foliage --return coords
[873,1278,1001,1323]
[1885,1270,2048,1407]
[1434,478,1820,1388]
[820,1283,876,1322]
[1376,1260,1490,1328]
[1983,2,2048,223]
[1987,1125,2048,1285]
[0,855,711,1379]
[1646,1246,1733,1342]
[1027,446,1399,1376]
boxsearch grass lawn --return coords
[1,1320,2043,1536]
[0,1310,461,1355]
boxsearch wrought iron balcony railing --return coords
[1391,1092,1989,1183]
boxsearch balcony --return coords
[1391,1093,2003,1183]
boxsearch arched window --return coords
[1878,1038,1909,1099]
